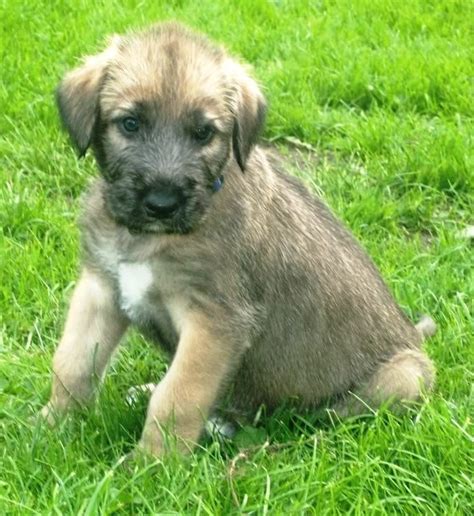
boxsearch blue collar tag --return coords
[212,176,224,192]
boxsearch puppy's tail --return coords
[415,315,437,340]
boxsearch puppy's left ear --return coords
[227,61,267,171]
[56,36,121,156]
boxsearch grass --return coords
[1,0,473,513]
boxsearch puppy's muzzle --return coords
[143,186,183,219]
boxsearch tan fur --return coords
[57,36,122,153]
[332,349,435,417]
[139,311,236,454]
[41,269,128,423]
[42,23,436,456]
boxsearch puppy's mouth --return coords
[123,214,195,236]
[103,188,203,236]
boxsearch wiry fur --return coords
[42,23,435,456]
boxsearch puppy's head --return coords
[57,23,266,234]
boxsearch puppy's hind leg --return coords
[332,348,435,418]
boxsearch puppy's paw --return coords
[136,432,167,458]
[205,416,236,440]
[125,383,156,406]
[118,447,159,472]
[138,422,196,457]
[37,402,63,427]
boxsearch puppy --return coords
[42,23,435,456]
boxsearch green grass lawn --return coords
[1,0,473,513]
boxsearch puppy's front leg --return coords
[139,311,236,456]
[41,268,128,423]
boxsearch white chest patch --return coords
[117,262,153,318]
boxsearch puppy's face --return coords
[57,24,266,234]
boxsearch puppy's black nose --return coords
[143,188,181,219]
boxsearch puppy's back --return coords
[225,150,422,409]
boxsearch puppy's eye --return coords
[121,117,140,133]
[193,125,215,144]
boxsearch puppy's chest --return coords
[114,260,186,347]
[117,262,155,320]
[89,231,191,345]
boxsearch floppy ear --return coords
[56,36,120,156]
[227,61,267,171]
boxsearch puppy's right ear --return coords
[224,59,267,172]
[56,36,121,156]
